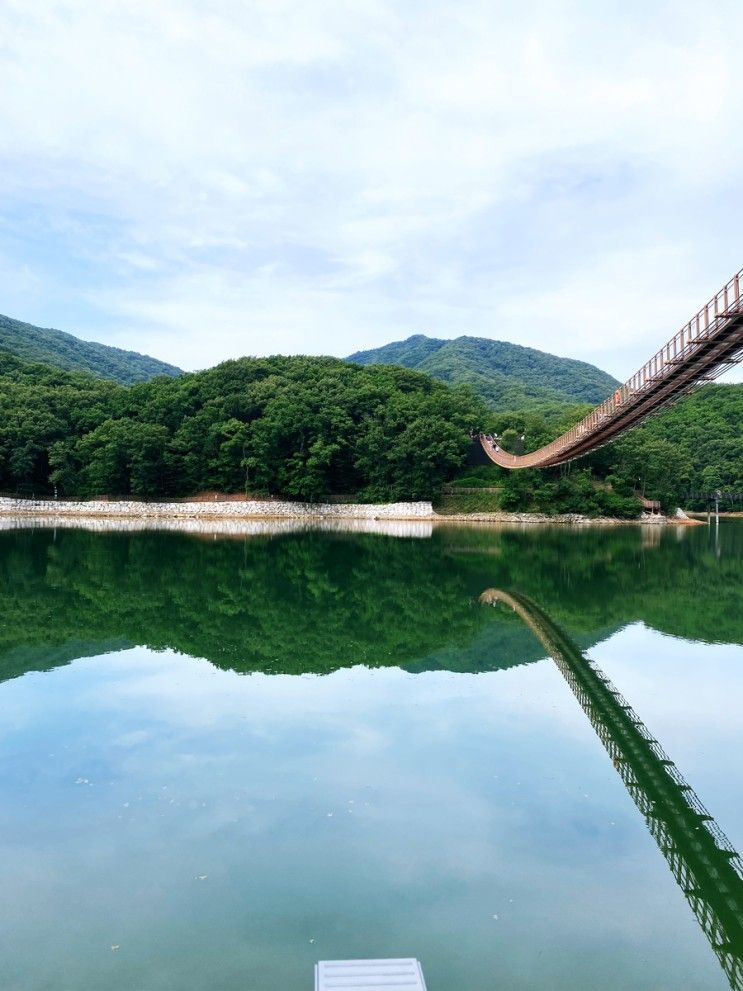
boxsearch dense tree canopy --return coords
[449,383,743,515]
[0,346,740,513]
[550,384,743,511]
[0,352,486,501]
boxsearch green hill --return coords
[0,350,483,501]
[0,313,182,384]
[347,334,619,410]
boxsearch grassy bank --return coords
[437,465,642,519]
[434,491,504,515]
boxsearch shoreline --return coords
[0,495,687,529]
[687,510,743,519]
[0,496,433,523]
[432,511,669,526]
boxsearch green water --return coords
[0,520,742,990]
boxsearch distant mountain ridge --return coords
[347,334,619,410]
[1,310,619,407]
[0,313,182,385]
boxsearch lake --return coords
[1,519,742,991]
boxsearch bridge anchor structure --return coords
[480,589,743,990]
[481,267,743,469]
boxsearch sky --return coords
[0,0,742,379]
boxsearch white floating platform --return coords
[315,958,427,990]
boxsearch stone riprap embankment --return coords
[0,497,433,521]
[0,497,668,530]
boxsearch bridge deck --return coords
[481,268,743,468]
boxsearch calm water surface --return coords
[0,520,742,991]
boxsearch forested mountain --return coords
[347,334,619,410]
[0,351,483,501]
[0,339,739,513]
[0,313,182,384]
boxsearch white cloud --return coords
[0,0,741,378]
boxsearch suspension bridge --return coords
[480,588,743,989]
[481,267,743,469]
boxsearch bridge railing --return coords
[517,267,743,464]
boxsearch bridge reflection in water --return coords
[480,589,743,990]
